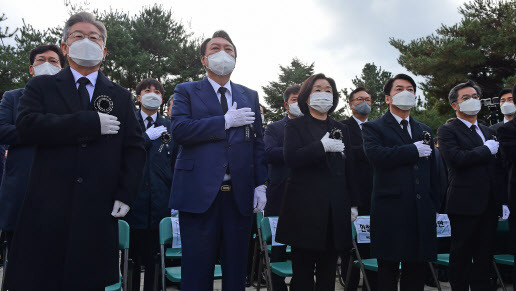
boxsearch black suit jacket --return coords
[341,117,373,215]
[498,119,516,252]
[263,115,289,216]
[437,118,502,216]
[0,88,36,231]
[6,67,146,290]
[276,115,359,251]
[362,111,441,262]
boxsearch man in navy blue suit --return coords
[0,44,65,248]
[169,30,268,290]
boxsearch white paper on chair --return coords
[170,217,181,248]
[268,217,284,246]
[354,216,371,243]
[436,214,451,238]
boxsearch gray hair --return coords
[448,80,482,105]
[62,12,107,44]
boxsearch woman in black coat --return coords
[276,73,359,290]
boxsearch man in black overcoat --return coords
[362,74,442,291]
[5,12,145,291]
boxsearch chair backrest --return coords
[351,221,357,241]
[497,220,510,236]
[118,220,130,250]
[159,217,173,245]
[256,212,264,229]
[260,216,274,243]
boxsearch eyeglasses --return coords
[459,94,480,101]
[68,31,104,43]
[352,97,372,103]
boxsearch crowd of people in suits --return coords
[0,10,515,291]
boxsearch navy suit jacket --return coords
[0,88,36,231]
[169,78,267,216]
[263,115,289,216]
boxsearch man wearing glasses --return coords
[437,80,502,290]
[340,87,377,290]
[5,12,145,291]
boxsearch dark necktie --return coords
[146,116,154,129]
[470,124,484,145]
[77,77,90,110]
[219,87,228,114]
[400,119,411,140]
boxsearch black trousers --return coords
[128,228,160,291]
[448,204,498,291]
[377,259,426,291]
[291,246,337,291]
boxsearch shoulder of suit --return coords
[340,118,352,125]
[3,88,24,98]
[231,82,258,96]
[286,115,306,126]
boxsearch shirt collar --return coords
[207,77,232,96]
[70,67,98,87]
[457,116,478,128]
[504,117,510,123]
[352,115,368,126]
[140,110,157,122]
[390,111,410,125]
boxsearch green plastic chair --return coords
[105,219,130,291]
[259,216,293,290]
[492,220,512,291]
[158,217,222,289]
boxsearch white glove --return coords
[320,132,344,152]
[224,102,255,129]
[111,200,130,217]
[146,125,167,140]
[170,209,179,217]
[484,140,499,155]
[502,205,510,220]
[253,185,267,213]
[413,141,432,157]
[351,207,358,222]
[98,112,120,135]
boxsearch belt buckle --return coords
[221,185,231,192]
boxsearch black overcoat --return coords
[6,67,146,291]
[362,111,442,262]
[275,115,359,251]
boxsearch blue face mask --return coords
[354,101,371,115]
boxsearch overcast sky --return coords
[3,0,468,100]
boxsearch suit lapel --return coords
[56,67,81,113]
[410,117,423,142]
[384,111,412,144]
[453,119,483,146]
[195,78,223,117]
[229,82,248,140]
[348,118,362,140]
[136,110,146,131]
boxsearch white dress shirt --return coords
[140,111,157,128]
[352,116,368,130]
[390,111,412,138]
[70,67,98,101]
[457,117,486,143]
[207,77,232,108]
[504,117,511,123]
[207,77,232,181]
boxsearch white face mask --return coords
[33,62,61,76]
[288,102,304,117]
[458,98,481,116]
[68,38,104,67]
[501,102,516,116]
[309,92,333,113]
[206,51,235,76]
[391,90,417,110]
[141,93,162,110]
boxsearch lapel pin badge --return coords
[94,95,114,114]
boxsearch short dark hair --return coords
[349,86,371,102]
[167,94,174,107]
[383,74,417,96]
[135,78,165,96]
[29,44,65,67]
[499,88,512,97]
[513,83,516,96]
[448,80,482,105]
[298,73,339,115]
[200,30,237,58]
[283,84,301,103]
